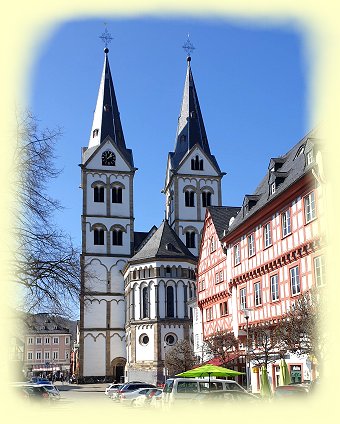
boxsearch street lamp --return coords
[163,341,167,384]
[242,308,251,392]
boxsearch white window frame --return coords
[306,149,314,165]
[53,351,59,360]
[36,351,42,360]
[28,337,33,345]
[304,191,316,223]
[44,351,50,360]
[234,244,241,265]
[240,287,247,309]
[314,256,325,287]
[53,337,59,345]
[282,209,291,237]
[36,337,42,344]
[27,352,33,360]
[270,274,279,301]
[248,233,255,257]
[45,337,50,344]
[254,282,262,306]
[264,222,272,248]
[290,266,300,295]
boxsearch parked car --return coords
[110,381,155,401]
[29,377,51,385]
[274,383,310,398]
[193,390,259,404]
[15,384,52,403]
[38,384,60,400]
[105,383,123,396]
[119,387,156,406]
[133,388,163,408]
[162,378,246,406]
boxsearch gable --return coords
[176,145,220,176]
[82,137,133,172]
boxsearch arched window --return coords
[94,228,105,245]
[166,286,174,318]
[185,190,195,207]
[142,287,149,318]
[186,231,196,248]
[191,155,204,171]
[202,191,212,207]
[112,186,123,203]
[112,229,123,246]
[93,184,104,202]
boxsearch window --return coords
[210,238,216,253]
[142,287,149,318]
[53,351,59,360]
[27,352,33,360]
[28,337,33,345]
[219,271,224,282]
[165,333,177,346]
[36,351,42,360]
[44,351,50,360]
[65,351,69,360]
[139,334,149,345]
[185,190,195,207]
[254,282,262,306]
[271,182,276,195]
[166,286,175,317]
[94,185,104,202]
[314,256,325,286]
[202,191,212,207]
[304,192,316,223]
[234,244,241,265]
[264,223,272,248]
[186,231,196,248]
[215,273,219,284]
[198,280,205,291]
[191,155,203,170]
[92,128,99,138]
[36,337,42,344]
[248,233,255,257]
[94,228,105,245]
[112,229,123,246]
[306,149,314,165]
[53,337,59,344]
[240,287,247,309]
[65,337,70,345]
[112,186,123,203]
[270,274,279,301]
[44,337,50,344]
[220,301,228,316]
[281,209,291,237]
[290,266,300,295]
[206,307,213,321]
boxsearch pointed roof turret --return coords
[88,48,133,166]
[170,55,220,172]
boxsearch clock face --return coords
[102,150,116,166]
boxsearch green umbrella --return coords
[279,359,291,386]
[260,365,272,398]
[175,364,244,388]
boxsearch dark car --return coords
[16,384,52,402]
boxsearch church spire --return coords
[88,47,132,165]
[171,53,212,169]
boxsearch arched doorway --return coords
[111,357,126,383]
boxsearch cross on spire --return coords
[99,25,113,50]
[182,34,195,58]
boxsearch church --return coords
[79,43,225,384]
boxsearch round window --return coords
[139,334,149,345]
[165,333,177,346]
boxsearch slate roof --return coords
[129,220,196,263]
[225,129,319,235]
[169,57,221,173]
[134,226,157,253]
[23,313,77,341]
[87,48,134,167]
[208,206,242,240]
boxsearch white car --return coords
[118,387,156,406]
[105,383,123,396]
[133,388,163,408]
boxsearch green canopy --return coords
[260,365,272,398]
[176,364,244,378]
[279,359,291,386]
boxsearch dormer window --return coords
[104,104,111,112]
[271,182,276,195]
[191,155,203,170]
[92,129,99,138]
[306,149,314,166]
[180,134,186,142]
[190,111,197,118]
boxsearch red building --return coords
[197,130,325,392]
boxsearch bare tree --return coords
[203,331,241,367]
[165,340,197,376]
[11,110,80,318]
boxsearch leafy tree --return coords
[203,330,242,367]
[164,339,197,376]
[12,110,81,318]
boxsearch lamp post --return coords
[242,308,251,392]
[163,341,167,384]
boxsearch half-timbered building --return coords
[198,130,325,391]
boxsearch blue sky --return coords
[30,17,308,247]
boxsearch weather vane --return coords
[99,24,113,49]
[182,34,195,57]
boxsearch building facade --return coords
[197,131,324,391]
[79,49,223,382]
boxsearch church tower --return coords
[79,47,136,382]
[164,55,225,256]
